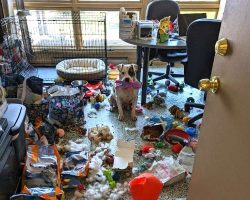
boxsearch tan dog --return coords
[109,64,141,121]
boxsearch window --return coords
[16,0,220,63]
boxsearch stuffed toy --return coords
[157,16,171,43]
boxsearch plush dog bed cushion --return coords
[56,58,105,81]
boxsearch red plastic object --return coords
[109,63,116,70]
[164,129,191,145]
[129,173,163,200]
[168,84,178,92]
[85,81,103,90]
[141,144,154,154]
[85,90,95,97]
[172,143,183,154]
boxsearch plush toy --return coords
[157,16,171,43]
[169,105,186,119]
[88,125,113,145]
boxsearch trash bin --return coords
[0,118,21,199]
[3,103,26,166]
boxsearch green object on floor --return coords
[154,141,165,148]
[103,169,117,189]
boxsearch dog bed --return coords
[56,58,105,81]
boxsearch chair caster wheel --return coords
[186,97,195,103]
[165,80,170,87]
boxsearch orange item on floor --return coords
[129,173,163,200]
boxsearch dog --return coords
[109,64,141,121]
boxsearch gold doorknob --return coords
[215,38,228,56]
[198,76,220,93]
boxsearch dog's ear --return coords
[117,64,124,72]
[132,64,138,72]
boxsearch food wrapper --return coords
[19,145,63,200]
[147,156,186,186]
[62,151,89,177]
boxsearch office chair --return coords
[145,0,187,86]
[183,19,221,126]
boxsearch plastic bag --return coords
[147,156,186,186]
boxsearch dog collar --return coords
[115,80,142,89]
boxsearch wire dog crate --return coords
[26,11,107,81]
[1,11,107,82]
[0,15,37,78]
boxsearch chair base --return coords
[185,102,205,126]
[148,62,184,86]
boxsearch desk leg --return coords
[141,47,149,105]
[136,46,142,81]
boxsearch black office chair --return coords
[145,0,187,85]
[183,19,221,126]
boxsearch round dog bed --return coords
[56,58,106,81]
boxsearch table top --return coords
[123,37,186,49]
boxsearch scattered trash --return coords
[62,151,89,177]
[58,139,89,152]
[88,109,97,118]
[139,144,161,159]
[129,173,163,200]
[141,124,164,141]
[148,156,186,186]
[125,127,140,133]
[177,146,195,174]
[113,139,135,170]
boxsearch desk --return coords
[124,37,186,105]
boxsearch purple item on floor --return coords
[115,80,142,89]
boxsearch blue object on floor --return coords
[147,87,152,94]
[185,127,197,137]
[149,116,161,124]
[161,116,173,130]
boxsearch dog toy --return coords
[169,105,186,119]
[182,116,192,124]
[164,129,191,146]
[143,101,154,110]
[56,128,65,138]
[185,127,197,137]
[94,102,101,110]
[172,143,183,154]
[115,80,142,89]
[88,125,113,145]
[168,84,179,92]
[153,94,165,107]
[176,125,185,131]
[103,169,117,189]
